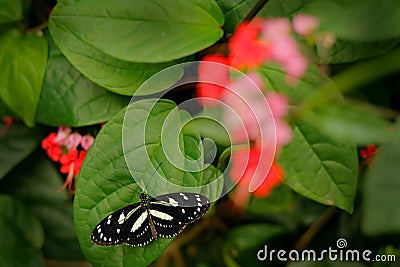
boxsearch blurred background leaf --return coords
[362,119,400,235]
[0,194,44,267]
[0,29,47,127]
[0,152,84,260]
[0,122,45,180]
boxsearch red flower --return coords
[360,144,377,159]
[230,146,284,200]
[60,149,86,176]
[228,20,271,69]
[196,55,231,106]
[360,144,378,169]
[252,162,283,197]
[41,133,63,162]
[3,116,13,127]
[59,149,87,194]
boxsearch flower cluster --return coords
[197,15,318,206]
[41,126,94,194]
[360,144,379,169]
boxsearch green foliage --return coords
[0,153,84,260]
[0,123,44,180]
[0,195,44,267]
[36,31,130,126]
[279,122,358,213]
[302,0,400,42]
[362,119,400,235]
[49,0,223,63]
[216,0,259,33]
[0,29,47,127]
[0,0,22,24]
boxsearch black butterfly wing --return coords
[148,192,210,238]
[148,208,186,238]
[91,203,141,246]
[124,214,155,247]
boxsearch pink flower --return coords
[54,126,71,144]
[265,92,292,146]
[220,74,292,148]
[220,73,267,143]
[62,133,82,150]
[81,135,94,151]
[292,14,319,36]
[262,18,308,85]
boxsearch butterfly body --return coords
[91,192,210,246]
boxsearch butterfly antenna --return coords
[143,162,163,193]
[105,178,141,194]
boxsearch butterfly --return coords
[91,192,210,246]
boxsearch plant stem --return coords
[244,0,271,22]
[293,207,338,251]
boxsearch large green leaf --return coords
[302,0,400,42]
[313,38,400,64]
[362,119,400,235]
[278,122,358,213]
[0,122,44,180]
[0,152,84,260]
[0,194,44,266]
[75,100,222,266]
[48,5,185,96]
[0,0,22,24]
[258,0,312,18]
[37,31,129,126]
[48,21,184,96]
[49,0,223,63]
[216,0,259,33]
[310,101,392,146]
[259,64,328,101]
[0,29,47,127]
[0,98,15,117]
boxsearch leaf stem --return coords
[24,21,48,35]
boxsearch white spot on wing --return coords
[118,213,126,224]
[131,212,147,233]
[150,209,174,220]
[168,197,179,207]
